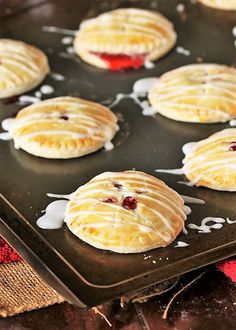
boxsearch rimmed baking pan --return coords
[0,0,236,307]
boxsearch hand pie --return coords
[65,171,186,253]
[183,129,236,191]
[0,39,49,99]
[10,96,118,159]
[74,8,176,71]
[148,64,236,123]
[198,0,236,10]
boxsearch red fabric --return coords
[0,238,21,263]
[1,236,236,283]
[216,259,236,282]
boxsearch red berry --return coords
[122,196,137,210]
[229,141,236,151]
[103,197,117,203]
[60,114,69,120]
[114,183,122,190]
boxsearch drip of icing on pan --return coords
[110,77,157,115]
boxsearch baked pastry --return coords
[198,0,236,10]
[74,8,176,71]
[0,39,49,99]
[65,171,186,253]
[148,64,236,123]
[183,128,236,191]
[10,96,118,159]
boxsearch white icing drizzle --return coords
[35,91,42,98]
[0,40,48,95]
[2,118,14,131]
[40,85,54,94]
[178,176,202,187]
[0,117,14,141]
[232,26,236,37]
[36,200,68,229]
[42,26,76,36]
[19,95,41,104]
[188,217,225,233]
[46,192,73,199]
[155,168,184,175]
[182,142,197,156]
[65,171,187,242]
[182,224,188,235]
[155,133,236,190]
[184,205,192,215]
[144,60,155,69]
[104,141,114,151]
[176,3,185,12]
[66,46,74,55]
[61,36,73,45]
[176,46,191,56]
[0,132,11,140]
[229,119,236,126]
[10,98,118,149]
[226,217,236,224]
[133,77,158,94]
[50,72,65,81]
[110,77,157,116]
[181,195,205,205]
[174,241,189,248]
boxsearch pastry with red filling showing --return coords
[65,171,186,253]
[74,8,176,71]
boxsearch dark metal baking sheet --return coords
[0,0,236,307]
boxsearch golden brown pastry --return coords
[74,8,176,71]
[148,64,236,123]
[183,128,236,191]
[0,39,49,99]
[198,0,236,10]
[65,171,186,253]
[10,96,118,159]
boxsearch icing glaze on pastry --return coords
[9,96,118,159]
[0,39,49,99]
[74,8,176,71]
[156,129,236,191]
[198,0,236,10]
[65,171,186,253]
[183,128,236,191]
[148,64,236,123]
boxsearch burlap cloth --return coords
[0,261,64,317]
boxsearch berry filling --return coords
[229,141,236,151]
[122,196,137,210]
[114,183,123,190]
[103,197,117,203]
[60,114,69,121]
[91,52,146,71]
